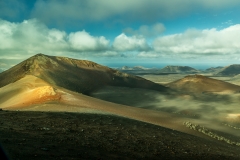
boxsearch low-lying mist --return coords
[91,86,240,142]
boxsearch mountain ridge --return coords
[0,53,169,94]
[167,74,240,93]
[159,65,199,73]
[215,64,240,76]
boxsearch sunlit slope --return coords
[0,75,195,136]
[167,75,240,93]
[0,75,60,108]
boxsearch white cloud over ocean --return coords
[112,34,150,51]
[153,25,240,55]
[68,31,109,51]
[0,18,240,67]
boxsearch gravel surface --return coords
[0,111,240,160]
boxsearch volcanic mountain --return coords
[167,74,240,93]
[231,74,240,81]
[0,53,189,135]
[215,64,240,76]
[118,66,150,70]
[205,66,224,73]
[1,54,240,159]
[0,53,168,94]
[159,65,199,73]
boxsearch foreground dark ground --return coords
[0,111,240,160]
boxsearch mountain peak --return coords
[167,74,240,93]
[23,54,58,74]
[0,54,169,94]
[159,65,198,73]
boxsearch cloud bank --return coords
[0,19,111,59]
[113,34,150,51]
[0,18,240,67]
[153,25,240,55]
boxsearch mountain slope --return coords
[0,74,190,135]
[159,66,199,73]
[215,64,240,76]
[0,53,168,94]
[118,66,150,70]
[0,75,60,108]
[167,74,240,93]
[205,66,224,73]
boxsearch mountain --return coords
[215,64,240,76]
[159,66,199,73]
[118,65,151,70]
[132,66,149,70]
[205,66,224,73]
[1,54,240,159]
[0,54,168,94]
[231,74,240,81]
[118,66,133,70]
[167,74,240,93]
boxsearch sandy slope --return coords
[0,75,199,137]
[0,75,61,108]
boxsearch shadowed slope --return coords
[215,64,240,76]
[159,66,199,73]
[167,75,240,93]
[0,53,168,94]
[205,66,224,73]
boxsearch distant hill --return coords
[215,64,240,76]
[118,66,133,70]
[167,74,240,93]
[0,54,168,94]
[118,66,151,70]
[205,66,224,73]
[231,74,240,81]
[159,66,199,73]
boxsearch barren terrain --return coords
[1,111,240,160]
[1,54,240,159]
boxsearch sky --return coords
[1,0,240,70]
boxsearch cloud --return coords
[1,18,240,68]
[31,0,240,26]
[68,31,109,51]
[124,23,165,37]
[0,19,110,60]
[138,51,161,58]
[153,25,240,55]
[0,19,68,55]
[112,33,150,51]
